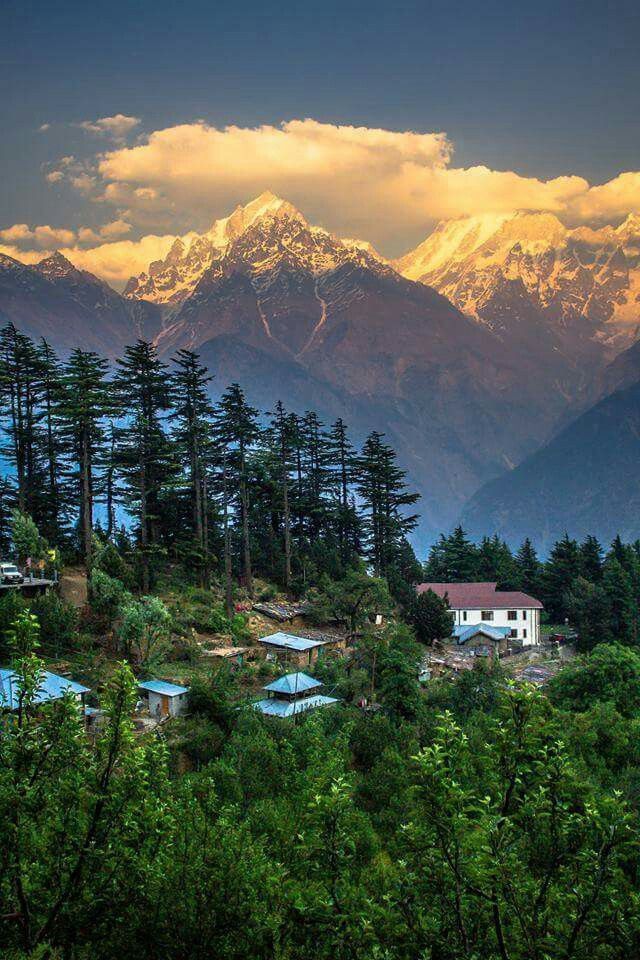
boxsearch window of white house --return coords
[523,629,527,639]
[462,611,467,621]
[507,610,517,620]
[510,628,518,638]
[522,611,526,619]
[481,611,494,621]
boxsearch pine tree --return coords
[299,411,332,539]
[542,533,580,623]
[56,349,112,565]
[607,534,640,597]
[327,418,360,564]
[579,535,603,582]
[215,384,259,597]
[356,432,419,578]
[476,535,517,588]
[0,325,50,528]
[0,476,16,554]
[424,526,478,582]
[514,538,542,597]
[171,349,216,582]
[113,341,176,591]
[103,421,119,540]
[267,401,293,589]
[602,556,638,645]
[408,589,454,644]
[34,338,65,540]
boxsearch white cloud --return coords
[568,171,640,223]
[0,224,35,244]
[78,114,141,142]
[57,234,179,284]
[0,224,76,248]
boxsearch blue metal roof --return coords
[264,672,321,695]
[453,623,511,644]
[138,679,188,697]
[0,667,89,711]
[258,632,326,652]
[253,694,339,718]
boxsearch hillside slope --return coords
[462,380,640,551]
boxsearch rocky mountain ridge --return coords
[396,210,640,357]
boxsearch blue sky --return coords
[2,0,640,279]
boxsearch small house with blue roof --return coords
[254,671,339,719]
[257,631,344,667]
[452,623,511,657]
[138,679,189,718]
[0,667,89,712]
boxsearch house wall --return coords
[147,690,187,718]
[452,607,540,646]
[262,644,336,667]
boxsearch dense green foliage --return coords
[2,616,640,958]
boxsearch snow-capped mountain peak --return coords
[396,209,640,352]
[123,192,376,306]
[36,251,80,280]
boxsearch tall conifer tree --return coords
[215,384,259,597]
[113,341,176,590]
[56,349,112,565]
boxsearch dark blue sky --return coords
[2,0,640,229]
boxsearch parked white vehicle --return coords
[0,562,24,585]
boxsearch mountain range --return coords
[2,191,640,550]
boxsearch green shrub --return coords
[257,585,277,601]
[92,540,135,589]
[117,595,172,669]
[0,591,28,659]
[89,569,131,622]
[30,593,78,655]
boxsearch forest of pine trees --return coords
[0,324,421,598]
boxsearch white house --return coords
[417,581,543,646]
[137,679,189,718]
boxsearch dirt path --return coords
[59,567,88,608]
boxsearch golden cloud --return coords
[5,118,640,286]
[0,224,77,248]
[93,119,640,249]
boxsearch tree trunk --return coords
[201,472,210,589]
[81,427,93,567]
[222,454,233,618]
[281,432,292,591]
[105,429,115,540]
[239,441,253,598]
[139,451,149,593]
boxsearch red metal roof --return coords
[417,581,543,609]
